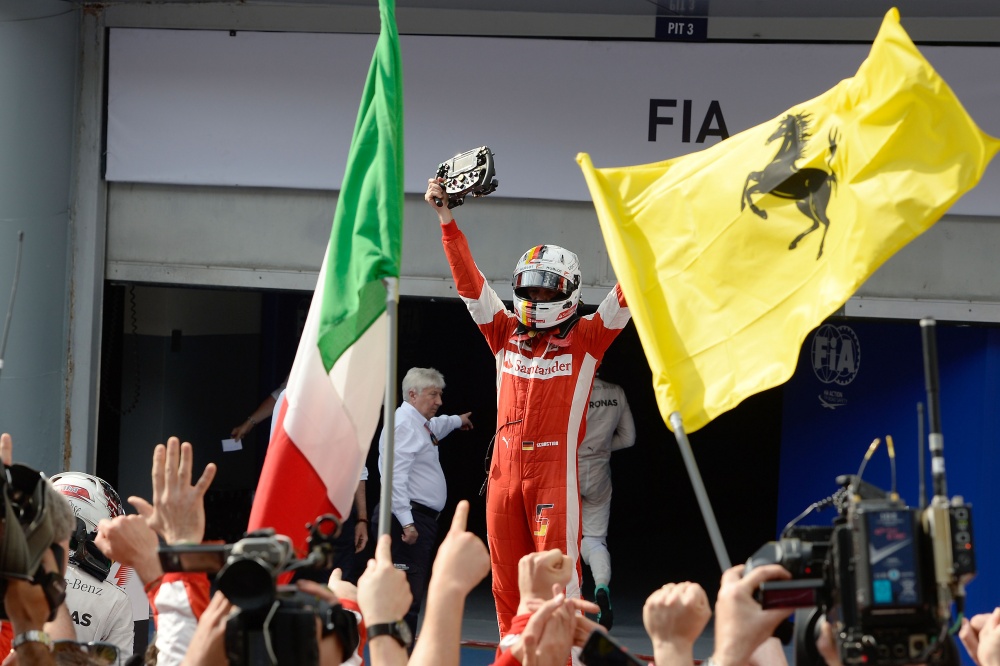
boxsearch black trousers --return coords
[371,503,440,638]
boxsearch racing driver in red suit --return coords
[425,178,631,637]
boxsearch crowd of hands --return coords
[4,433,999,666]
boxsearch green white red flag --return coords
[248,0,403,552]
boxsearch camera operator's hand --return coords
[516,549,573,615]
[182,591,233,666]
[425,178,455,224]
[4,540,69,666]
[325,568,357,604]
[6,546,62,632]
[977,608,1000,666]
[709,563,792,666]
[130,437,217,545]
[642,581,712,666]
[95,514,164,585]
[816,616,845,666]
[295,580,347,666]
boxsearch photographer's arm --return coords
[410,501,490,666]
[180,591,232,666]
[357,536,410,666]
[708,564,792,666]
[5,551,60,666]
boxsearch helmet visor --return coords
[513,270,576,299]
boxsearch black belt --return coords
[410,501,441,521]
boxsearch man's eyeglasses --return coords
[52,640,120,665]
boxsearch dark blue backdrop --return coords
[778,319,1000,663]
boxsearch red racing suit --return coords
[441,219,630,636]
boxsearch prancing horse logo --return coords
[741,113,840,259]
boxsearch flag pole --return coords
[669,411,731,571]
[378,276,399,538]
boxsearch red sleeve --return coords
[0,621,12,655]
[440,219,517,355]
[341,598,366,664]
[147,572,211,627]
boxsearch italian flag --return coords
[248,0,403,552]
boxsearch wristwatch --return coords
[12,630,51,649]
[367,620,413,649]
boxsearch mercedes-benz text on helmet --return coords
[512,245,582,330]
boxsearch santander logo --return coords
[501,350,573,380]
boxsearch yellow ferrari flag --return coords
[578,8,1000,434]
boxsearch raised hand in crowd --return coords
[410,500,491,666]
[180,591,232,666]
[516,549,573,615]
[357,535,411,666]
[963,609,1000,666]
[642,581,712,666]
[129,436,217,545]
[707,563,792,666]
[507,590,575,666]
[94,514,163,586]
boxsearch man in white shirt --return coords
[373,367,473,639]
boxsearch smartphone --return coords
[579,630,646,666]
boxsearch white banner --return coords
[107,29,1000,216]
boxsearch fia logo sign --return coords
[811,324,860,386]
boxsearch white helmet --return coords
[512,244,582,330]
[50,472,124,581]
[50,472,125,533]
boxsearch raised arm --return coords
[409,500,491,666]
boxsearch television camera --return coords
[159,514,359,666]
[746,319,976,666]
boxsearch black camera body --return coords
[159,515,358,665]
[748,475,975,666]
[224,587,359,666]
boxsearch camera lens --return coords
[217,558,276,611]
